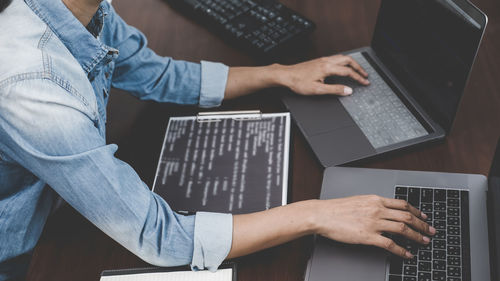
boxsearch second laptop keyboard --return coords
[333,52,429,149]
[388,186,470,281]
[166,0,315,55]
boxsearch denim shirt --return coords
[0,0,233,279]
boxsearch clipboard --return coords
[152,110,291,214]
[100,262,237,281]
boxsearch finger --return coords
[380,220,431,245]
[340,55,369,77]
[313,83,353,96]
[382,198,424,220]
[372,235,414,259]
[329,66,370,86]
[382,209,435,236]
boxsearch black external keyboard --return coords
[388,186,471,281]
[166,0,315,56]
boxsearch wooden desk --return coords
[26,0,500,280]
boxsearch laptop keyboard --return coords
[335,52,428,149]
[388,186,470,281]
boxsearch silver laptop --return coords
[304,140,500,281]
[282,0,488,167]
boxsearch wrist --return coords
[264,63,291,88]
[292,199,322,236]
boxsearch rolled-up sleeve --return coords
[199,61,229,108]
[0,79,232,270]
[192,212,233,271]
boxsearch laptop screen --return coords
[371,0,485,131]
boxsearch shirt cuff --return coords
[191,212,233,272]
[199,61,229,108]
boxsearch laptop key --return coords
[447,190,459,198]
[421,189,433,203]
[403,265,417,276]
[434,211,446,220]
[396,195,408,200]
[433,239,446,249]
[408,188,420,207]
[418,272,431,281]
[447,217,459,226]
[434,220,446,229]
[421,203,433,212]
[447,235,460,245]
[448,198,459,207]
[434,202,446,211]
[433,249,446,259]
[418,250,432,261]
[447,226,460,235]
[446,278,461,281]
[447,266,461,277]
[434,189,446,201]
[447,256,461,266]
[432,271,446,281]
[435,229,446,239]
[404,277,417,281]
[418,261,431,272]
[432,260,446,270]
[447,245,461,255]
[396,186,408,195]
[447,207,459,216]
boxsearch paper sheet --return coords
[101,268,232,281]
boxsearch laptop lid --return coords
[371,0,487,132]
[488,139,500,281]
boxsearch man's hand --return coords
[311,195,435,258]
[277,55,370,96]
[227,195,434,260]
[225,54,370,99]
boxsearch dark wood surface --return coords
[26,0,500,280]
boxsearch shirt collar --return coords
[24,0,111,74]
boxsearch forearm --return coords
[224,64,287,99]
[227,200,318,258]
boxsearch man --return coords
[0,0,436,279]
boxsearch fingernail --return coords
[344,87,353,95]
[423,236,430,243]
[405,252,414,259]
[421,212,428,219]
[365,79,370,85]
[429,226,436,234]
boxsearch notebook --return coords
[152,110,291,214]
[100,263,236,281]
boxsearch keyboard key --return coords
[396,186,408,195]
[403,265,417,276]
[447,217,460,226]
[447,245,461,255]
[435,229,446,239]
[396,195,408,200]
[434,211,446,220]
[448,226,460,235]
[421,189,433,203]
[447,207,460,216]
[433,260,446,270]
[447,235,460,245]
[409,188,420,207]
[447,266,461,277]
[446,278,461,281]
[404,256,417,265]
[433,249,446,260]
[434,189,446,201]
[404,277,417,281]
[421,203,433,212]
[432,271,446,281]
[434,202,446,211]
[418,272,431,281]
[434,220,446,229]
[419,250,432,261]
[447,256,461,266]
[448,198,459,207]
[418,261,431,272]
[433,239,446,249]
[447,190,459,198]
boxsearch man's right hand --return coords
[311,195,436,258]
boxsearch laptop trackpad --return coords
[284,94,354,136]
[307,237,388,281]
